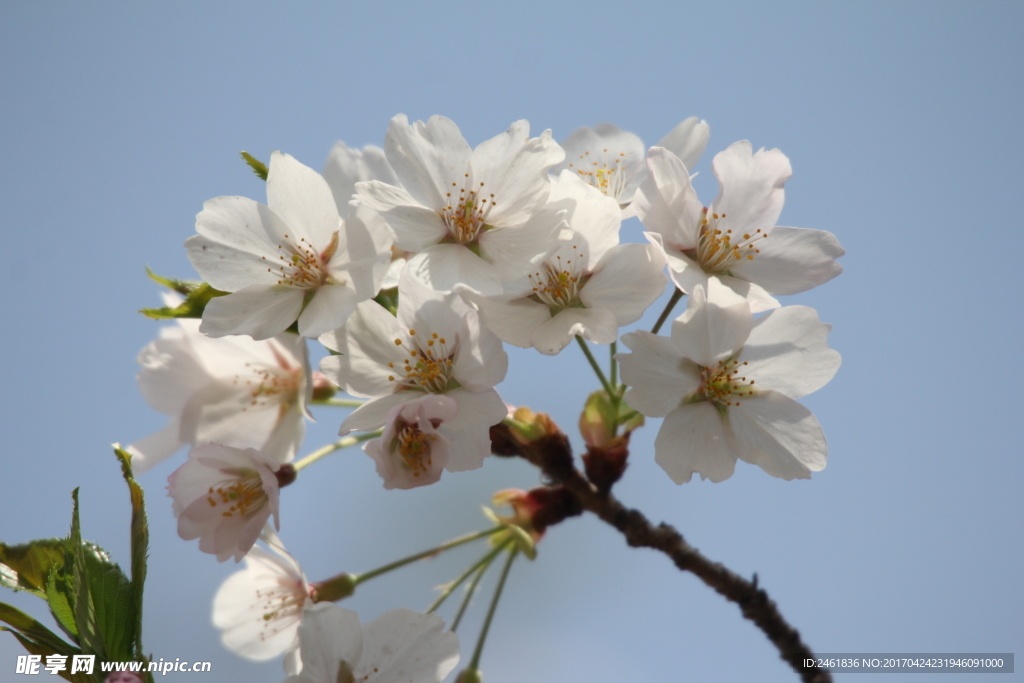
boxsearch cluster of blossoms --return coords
[130,112,842,680]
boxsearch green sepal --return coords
[114,446,148,658]
[241,151,269,180]
[139,278,227,320]
[0,539,66,597]
[374,287,399,316]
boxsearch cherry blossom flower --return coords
[213,529,312,662]
[617,284,840,483]
[129,315,310,472]
[322,141,398,219]
[354,114,566,295]
[363,394,458,489]
[470,171,666,354]
[634,143,844,312]
[167,444,282,562]
[284,603,459,683]
[186,151,393,340]
[319,270,507,473]
[554,118,710,214]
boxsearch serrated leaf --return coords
[0,539,66,596]
[83,549,134,662]
[241,151,269,180]
[139,281,227,320]
[45,564,78,642]
[114,447,148,658]
[0,602,80,657]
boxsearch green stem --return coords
[576,336,615,398]
[468,545,518,670]
[609,341,618,389]
[310,397,365,408]
[426,542,507,615]
[353,527,503,586]
[651,288,685,335]
[292,431,381,471]
[451,559,489,633]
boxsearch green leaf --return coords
[144,267,193,295]
[0,602,80,657]
[139,281,227,320]
[241,151,269,180]
[114,446,148,659]
[45,564,78,642]
[0,539,65,597]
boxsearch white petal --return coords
[618,331,700,417]
[452,308,508,390]
[339,392,420,435]
[582,243,667,325]
[477,206,569,282]
[385,114,471,209]
[126,421,184,473]
[655,117,710,173]
[293,604,363,682]
[548,170,621,265]
[441,388,506,471]
[634,147,703,247]
[726,392,827,480]
[405,244,502,296]
[655,403,737,483]
[715,275,780,313]
[532,308,618,355]
[471,295,551,349]
[741,305,841,399]
[556,123,645,203]
[711,141,791,238]
[199,286,305,340]
[670,285,753,368]
[318,300,403,397]
[187,197,287,291]
[472,123,563,227]
[323,142,397,217]
[358,609,460,682]
[729,226,844,295]
[297,285,358,339]
[328,205,394,300]
[266,152,342,249]
[355,180,447,252]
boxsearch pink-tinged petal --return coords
[355,180,448,252]
[266,152,342,249]
[711,141,791,238]
[741,305,841,399]
[670,285,754,368]
[385,114,472,209]
[618,331,700,417]
[364,395,455,490]
[582,243,667,325]
[472,123,563,227]
[452,307,508,390]
[655,117,710,174]
[292,604,364,681]
[358,609,460,682]
[318,301,403,397]
[323,142,397,217]
[634,147,703,247]
[532,308,618,355]
[200,285,305,340]
[729,225,844,295]
[726,391,827,480]
[655,403,737,483]
[441,388,506,471]
[297,285,358,339]
[404,244,502,296]
[339,392,420,435]
[126,421,185,473]
[327,205,393,300]
[472,296,551,348]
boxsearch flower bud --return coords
[310,371,338,401]
[311,572,357,603]
[455,668,483,683]
[505,406,559,445]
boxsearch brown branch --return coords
[491,424,832,683]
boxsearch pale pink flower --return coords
[363,394,458,489]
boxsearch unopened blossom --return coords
[168,444,282,562]
[213,529,312,661]
[617,284,840,483]
[471,171,666,354]
[319,270,508,473]
[187,151,393,340]
[363,394,457,489]
[634,143,844,312]
[555,118,710,214]
[355,114,566,295]
[129,313,310,472]
[284,603,459,683]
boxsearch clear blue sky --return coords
[1,2,1021,681]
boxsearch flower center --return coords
[528,246,586,310]
[567,149,629,200]
[235,347,303,414]
[689,208,766,274]
[394,423,436,478]
[698,358,755,409]
[255,578,310,642]
[440,175,496,243]
[206,470,267,519]
[386,330,455,393]
[262,231,342,288]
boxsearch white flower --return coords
[555,118,710,214]
[284,603,459,683]
[363,394,458,489]
[617,284,840,483]
[319,269,508,473]
[355,114,566,295]
[634,143,844,312]
[322,141,398,219]
[213,529,312,661]
[168,444,282,562]
[129,316,310,472]
[471,171,667,355]
[186,151,393,339]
